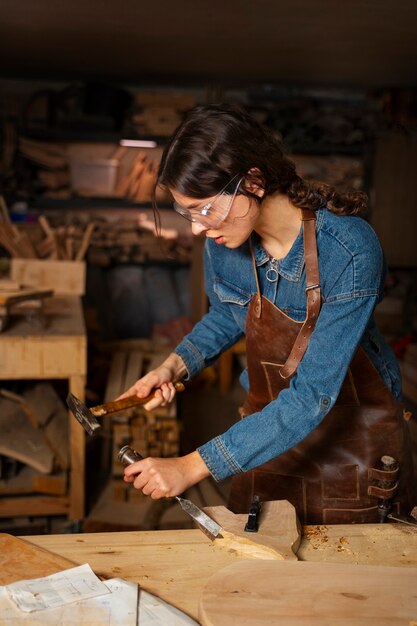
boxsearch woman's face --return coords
[170,186,261,249]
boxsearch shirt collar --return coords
[252,207,326,282]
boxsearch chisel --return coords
[118,445,223,540]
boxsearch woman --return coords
[121,104,414,524]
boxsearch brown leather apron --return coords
[229,209,415,524]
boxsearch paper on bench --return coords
[5,563,109,612]
[0,577,138,625]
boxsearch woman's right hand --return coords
[116,353,187,411]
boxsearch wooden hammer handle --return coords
[90,381,185,417]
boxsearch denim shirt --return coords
[174,208,402,481]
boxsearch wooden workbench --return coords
[25,523,417,622]
[0,295,87,520]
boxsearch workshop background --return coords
[0,0,416,535]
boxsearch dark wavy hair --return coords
[157,103,367,216]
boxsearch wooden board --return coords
[204,500,301,561]
[10,258,86,295]
[0,296,86,379]
[0,533,75,585]
[24,382,69,469]
[0,396,54,473]
[199,560,417,626]
[298,523,417,568]
[0,287,53,307]
[0,465,65,496]
[26,524,417,623]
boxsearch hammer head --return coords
[66,392,101,436]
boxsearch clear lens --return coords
[172,175,242,228]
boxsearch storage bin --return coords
[69,158,119,196]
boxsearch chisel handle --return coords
[118,445,181,504]
[118,445,144,465]
[91,381,185,417]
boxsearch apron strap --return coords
[280,208,322,379]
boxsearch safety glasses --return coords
[173,174,243,228]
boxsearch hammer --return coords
[66,381,185,436]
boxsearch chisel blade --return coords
[175,497,223,540]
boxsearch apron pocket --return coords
[321,464,360,500]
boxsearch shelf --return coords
[287,143,365,156]
[26,196,172,210]
[22,128,167,145]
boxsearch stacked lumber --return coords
[0,196,96,261]
[36,216,95,261]
[0,383,69,498]
[101,340,181,503]
[0,197,37,258]
[0,204,191,267]
[292,154,364,190]
[84,216,192,266]
[131,107,182,137]
[115,151,159,202]
[0,280,53,332]
[129,92,196,137]
[18,137,67,170]
[18,137,70,199]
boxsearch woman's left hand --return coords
[123,451,211,499]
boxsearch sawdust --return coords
[337,536,351,553]
[303,525,329,550]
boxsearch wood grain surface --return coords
[204,500,301,561]
[199,560,417,625]
[0,397,54,473]
[0,533,75,585]
[25,524,417,622]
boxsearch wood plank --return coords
[26,523,417,623]
[0,293,86,524]
[204,500,301,561]
[104,350,127,402]
[69,374,86,520]
[0,335,86,378]
[24,382,69,469]
[0,297,86,379]
[10,259,86,295]
[0,466,38,495]
[199,560,417,626]
[32,471,67,496]
[0,397,54,473]
[0,533,75,585]
[0,287,53,307]
[124,350,144,389]
[101,350,130,475]
[0,495,69,517]
[297,522,417,567]
[25,529,252,619]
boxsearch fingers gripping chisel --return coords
[118,446,223,540]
